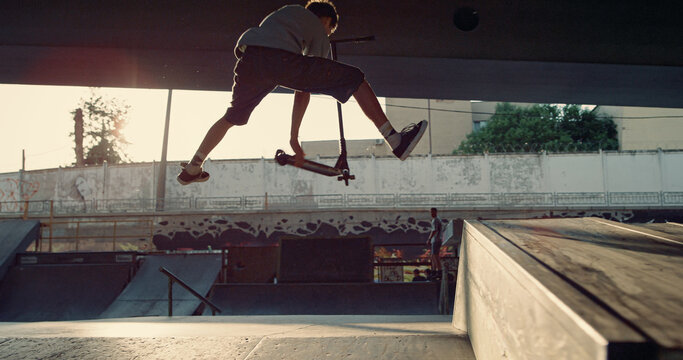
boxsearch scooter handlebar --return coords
[330,35,375,44]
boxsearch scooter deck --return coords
[275,149,342,177]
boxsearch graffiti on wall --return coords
[74,176,93,200]
[152,212,435,251]
[69,176,96,211]
[150,209,638,252]
[0,178,40,211]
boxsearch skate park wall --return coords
[1,151,681,205]
[2,152,680,250]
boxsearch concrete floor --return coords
[0,315,475,360]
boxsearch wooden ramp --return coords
[454,218,683,360]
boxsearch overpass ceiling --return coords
[1,0,682,107]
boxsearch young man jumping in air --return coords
[178,0,428,185]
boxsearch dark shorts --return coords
[431,239,442,255]
[222,46,365,126]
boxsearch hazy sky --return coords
[0,84,381,174]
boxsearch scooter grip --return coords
[275,149,291,166]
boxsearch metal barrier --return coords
[2,192,681,216]
[95,198,193,212]
[608,192,661,206]
[373,242,431,283]
[398,193,451,207]
[346,193,395,207]
[663,192,683,205]
[555,192,607,206]
[195,196,243,211]
[373,242,457,315]
[0,200,49,215]
[38,218,154,253]
[451,193,501,207]
[503,192,554,206]
[299,194,345,208]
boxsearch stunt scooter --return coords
[275,35,375,186]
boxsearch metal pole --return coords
[112,221,117,251]
[160,267,222,315]
[427,99,432,155]
[20,150,25,208]
[75,222,80,251]
[331,42,347,156]
[156,89,173,211]
[149,219,154,251]
[221,248,228,283]
[48,200,53,252]
[168,277,173,317]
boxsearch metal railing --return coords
[555,192,608,206]
[2,192,681,216]
[159,267,222,316]
[37,218,154,253]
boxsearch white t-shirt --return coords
[236,5,331,58]
[431,216,443,244]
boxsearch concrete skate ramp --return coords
[455,218,683,360]
[634,221,683,239]
[0,220,39,281]
[0,315,475,360]
[100,254,221,318]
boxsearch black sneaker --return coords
[177,163,210,185]
[392,120,428,160]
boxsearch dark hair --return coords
[431,207,438,213]
[305,0,338,31]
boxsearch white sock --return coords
[186,152,205,175]
[379,122,401,148]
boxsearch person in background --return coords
[412,268,427,282]
[426,207,443,275]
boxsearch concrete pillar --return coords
[156,89,173,211]
[484,153,492,193]
[542,151,551,193]
[657,148,665,205]
[261,157,267,195]
[600,149,610,206]
[372,155,378,193]
[657,148,665,192]
[102,161,108,200]
[428,153,434,192]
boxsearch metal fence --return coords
[2,192,681,216]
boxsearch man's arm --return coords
[427,229,435,245]
[426,218,437,244]
[290,91,311,163]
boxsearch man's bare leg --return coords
[432,252,441,272]
[186,118,233,173]
[180,118,233,182]
[196,119,234,161]
[352,80,428,160]
[352,80,389,128]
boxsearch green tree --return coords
[71,89,130,166]
[455,103,618,154]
